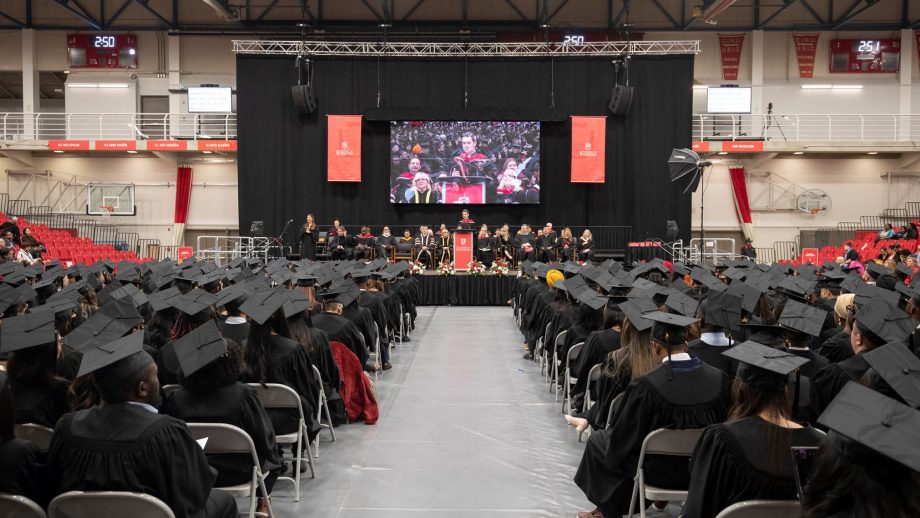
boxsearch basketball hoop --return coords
[809,208,821,216]
[99,205,114,218]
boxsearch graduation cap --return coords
[77,331,150,378]
[238,288,287,325]
[895,262,915,280]
[571,283,607,311]
[863,342,920,409]
[818,382,920,473]
[853,299,915,345]
[619,299,661,332]
[0,284,21,314]
[2,269,27,285]
[110,283,149,309]
[147,286,182,312]
[670,262,690,276]
[704,291,743,335]
[349,268,373,284]
[170,288,218,316]
[269,269,294,285]
[282,290,311,318]
[722,340,809,391]
[795,264,819,281]
[840,275,863,295]
[100,296,145,329]
[664,291,699,317]
[865,261,894,280]
[854,282,900,307]
[722,267,748,282]
[776,276,816,301]
[641,310,699,330]
[368,257,389,271]
[778,299,828,338]
[167,320,228,378]
[579,266,618,292]
[690,267,727,292]
[214,284,249,309]
[28,297,77,316]
[0,311,56,353]
[114,266,141,283]
[725,281,763,313]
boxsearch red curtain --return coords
[174,166,192,224]
[728,166,754,240]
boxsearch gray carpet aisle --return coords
[270,306,592,517]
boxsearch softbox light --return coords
[668,148,708,194]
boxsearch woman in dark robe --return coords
[280,311,347,425]
[683,341,825,518]
[476,225,494,267]
[0,370,51,507]
[299,213,317,261]
[577,229,594,262]
[568,304,623,413]
[5,338,70,428]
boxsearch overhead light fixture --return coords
[801,84,833,89]
[833,84,863,90]
[867,151,878,155]
[793,151,804,155]
[66,83,130,88]
[718,151,728,155]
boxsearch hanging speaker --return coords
[292,84,316,115]
[608,85,634,115]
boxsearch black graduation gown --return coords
[909,325,920,358]
[162,383,282,491]
[10,378,70,428]
[358,290,390,349]
[786,348,829,425]
[49,403,236,518]
[570,329,621,408]
[683,417,825,518]
[557,323,592,382]
[0,438,51,506]
[513,233,535,262]
[577,238,594,261]
[311,312,369,367]
[813,354,870,415]
[574,358,731,517]
[299,226,317,261]
[815,329,854,363]
[342,304,378,365]
[306,327,347,425]
[688,337,737,376]
[582,361,632,431]
[476,236,494,265]
[216,316,250,346]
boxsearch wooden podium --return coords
[453,231,474,271]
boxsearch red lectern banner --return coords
[801,248,819,265]
[718,33,745,81]
[570,116,606,183]
[792,33,820,78]
[453,231,474,271]
[327,115,362,182]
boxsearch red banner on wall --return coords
[718,33,745,81]
[801,248,819,265]
[327,115,362,182]
[792,33,820,78]
[48,140,89,151]
[570,116,606,183]
[96,140,136,151]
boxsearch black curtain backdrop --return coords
[237,55,693,242]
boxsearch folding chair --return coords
[48,491,174,518]
[185,423,273,518]
[310,364,336,456]
[626,428,705,518]
[14,423,54,451]
[160,384,181,397]
[714,500,802,518]
[0,493,46,518]
[578,363,603,442]
[606,392,625,429]
[551,330,568,400]
[562,341,585,414]
[371,322,382,381]
[247,383,315,502]
[540,322,553,378]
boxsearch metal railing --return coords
[196,236,271,265]
[0,113,237,142]
[693,114,920,143]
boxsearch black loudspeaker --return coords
[608,85,635,115]
[249,220,263,236]
[292,84,317,115]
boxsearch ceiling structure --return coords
[0,0,917,34]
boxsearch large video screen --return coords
[390,121,540,204]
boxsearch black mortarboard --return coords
[110,283,149,309]
[818,382,920,473]
[77,331,150,378]
[722,340,809,391]
[170,288,218,316]
[193,270,223,287]
[349,268,373,284]
[725,281,764,314]
[0,262,20,276]
[722,267,748,282]
[100,296,145,329]
[840,275,863,295]
[269,269,293,285]
[863,342,920,409]
[795,264,819,281]
[572,283,607,311]
[865,261,893,280]
[664,292,699,317]
[114,266,140,283]
[776,276,816,301]
[618,299,660,332]
[2,269,27,285]
[318,284,360,307]
[671,262,690,276]
[238,288,286,325]
[282,290,311,318]
[853,299,915,345]
[690,267,727,292]
[641,311,699,329]
[778,299,828,338]
[29,298,77,316]
[895,263,914,280]
[214,284,250,309]
[854,283,900,307]
[0,311,56,353]
[63,313,132,351]
[147,286,182,312]
[0,284,21,313]
[579,266,618,292]
[32,276,58,291]
[704,291,743,335]
[169,320,228,377]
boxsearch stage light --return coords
[867,151,878,155]
[793,151,804,155]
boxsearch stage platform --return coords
[415,272,516,306]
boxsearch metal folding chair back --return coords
[627,428,705,518]
[14,423,54,451]
[0,493,46,518]
[540,322,553,378]
[606,392,625,429]
[562,341,585,414]
[310,364,336,456]
[372,322,381,381]
[161,384,181,397]
[577,363,604,443]
[185,422,273,518]
[714,500,802,518]
[551,330,568,399]
[48,491,174,518]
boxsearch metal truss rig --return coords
[232,40,700,58]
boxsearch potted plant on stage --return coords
[437,260,455,276]
[490,258,510,276]
[409,260,426,275]
[467,259,486,276]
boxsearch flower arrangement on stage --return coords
[436,260,455,276]
[490,258,510,276]
[467,259,486,276]
[409,260,426,275]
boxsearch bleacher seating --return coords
[0,213,153,265]
[780,229,918,267]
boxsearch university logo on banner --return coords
[792,33,820,78]
[327,115,362,182]
[570,116,606,183]
[718,33,745,81]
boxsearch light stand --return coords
[761,102,787,142]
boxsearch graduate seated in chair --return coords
[48,333,239,518]
[573,312,731,518]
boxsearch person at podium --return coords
[457,209,475,231]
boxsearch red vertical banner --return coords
[718,33,746,81]
[453,231,474,271]
[570,116,606,183]
[801,248,819,265]
[327,115,362,182]
[792,33,820,78]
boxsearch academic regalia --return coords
[476,235,494,266]
[162,383,282,492]
[327,234,350,260]
[688,335,736,376]
[457,218,475,231]
[813,355,870,414]
[342,303,380,365]
[10,378,70,428]
[376,234,397,260]
[577,237,594,262]
[0,437,51,506]
[574,358,731,517]
[49,403,236,518]
[558,238,575,262]
[571,328,621,403]
[537,233,558,263]
[353,233,375,260]
[683,417,825,518]
[581,359,632,431]
[307,327,346,425]
[414,233,435,265]
[816,329,854,363]
[910,324,920,358]
[513,232,535,262]
[311,312,369,368]
[395,236,414,255]
[216,316,250,345]
[437,234,452,264]
[299,225,317,261]
[358,289,391,359]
